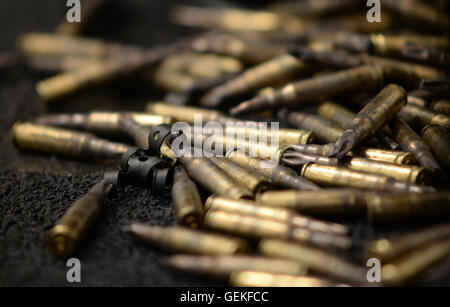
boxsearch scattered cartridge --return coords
[172,166,204,229]
[48,179,114,257]
[399,104,450,131]
[128,223,248,255]
[421,124,450,174]
[11,122,129,161]
[230,271,341,287]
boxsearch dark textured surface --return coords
[0,0,449,287]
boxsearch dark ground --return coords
[0,0,449,286]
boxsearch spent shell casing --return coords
[431,99,450,116]
[282,151,429,184]
[399,104,450,131]
[48,179,113,257]
[128,223,248,255]
[390,118,445,178]
[168,254,307,278]
[36,112,172,136]
[11,122,129,161]
[230,271,341,287]
[179,155,253,200]
[257,189,367,217]
[329,84,407,158]
[117,113,151,148]
[291,144,416,165]
[230,65,384,115]
[200,54,311,108]
[381,240,450,286]
[279,109,343,143]
[300,163,434,193]
[421,124,450,174]
[225,150,320,191]
[402,42,450,69]
[204,210,351,250]
[205,195,348,235]
[172,167,204,229]
[259,239,368,285]
[25,55,103,72]
[146,102,236,125]
[209,157,273,194]
[367,223,450,263]
[367,192,450,224]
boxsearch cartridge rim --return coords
[48,224,77,257]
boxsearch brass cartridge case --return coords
[390,118,444,176]
[230,271,340,287]
[179,156,253,200]
[205,195,348,235]
[367,192,450,224]
[259,239,368,285]
[18,32,142,59]
[36,112,172,136]
[367,224,450,263]
[431,99,450,116]
[168,254,307,278]
[330,84,407,158]
[204,210,351,250]
[153,70,198,92]
[317,101,355,129]
[146,102,236,125]
[209,157,273,194]
[25,55,103,72]
[128,223,248,255]
[172,167,204,229]
[398,104,450,131]
[300,163,433,193]
[257,189,367,217]
[48,179,113,257]
[225,150,320,191]
[421,125,450,173]
[381,240,450,286]
[200,54,311,107]
[281,110,344,143]
[11,122,129,161]
[117,113,151,148]
[291,144,416,165]
[230,64,384,115]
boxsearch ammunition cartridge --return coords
[383,0,449,31]
[421,125,450,174]
[230,271,340,287]
[329,84,406,158]
[36,112,172,136]
[128,223,248,255]
[55,0,107,36]
[431,99,450,116]
[283,151,429,184]
[367,224,450,263]
[381,240,450,286]
[48,179,113,257]
[11,122,129,161]
[153,69,198,92]
[200,54,311,108]
[390,118,444,177]
[204,210,351,250]
[259,239,368,285]
[290,47,443,86]
[402,43,449,69]
[301,163,433,193]
[270,0,360,17]
[291,144,416,165]
[146,102,236,125]
[168,254,307,278]
[279,109,343,143]
[225,150,320,191]
[172,167,204,229]
[209,157,273,194]
[18,32,141,59]
[205,195,348,235]
[230,65,384,115]
[25,55,102,72]
[367,192,450,224]
[256,189,367,217]
[399,104,450,131]
[407,90,437,109]
[179,155,253,200]
[317,101,400,150]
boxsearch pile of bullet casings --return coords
[7,0,450,287]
